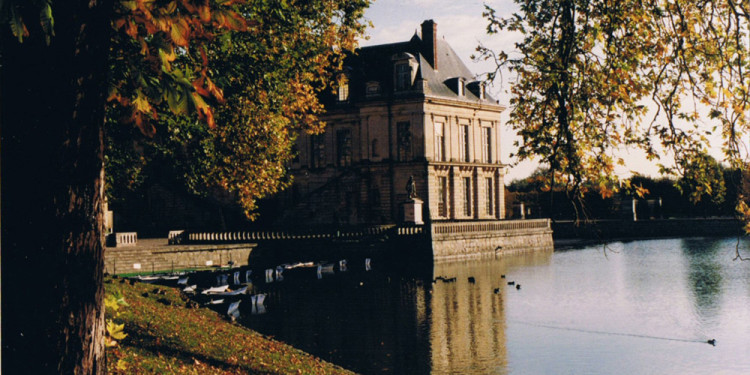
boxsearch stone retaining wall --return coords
[431,219,554,262]
[105,219,555,272]
[104,239,255,275]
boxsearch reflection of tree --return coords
[681,238,723,319]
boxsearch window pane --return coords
[311,134,326,168]
[366,81,380,96]
[463,177,471,216]
[438,176,447,217]
[338,83,349,101]
[397,122,411,161]
[396,64,410,90]
[460,125,470,162]
[486,177,493,215]
[488,127,492,163]
[435,122,444,161]
[336,129,352,167]
[482,127,492,163]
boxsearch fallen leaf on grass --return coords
[116,359,127,370]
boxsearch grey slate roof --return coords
[336,30,498,105]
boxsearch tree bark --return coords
[1,1,113,373]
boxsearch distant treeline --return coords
[505,167,750,221]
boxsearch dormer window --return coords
[336,69,351,102]
[395,63,411,91]
[337,75,349,102]
[366,81,381,97]
[467,81,486,100]
[446,77,469,97]
[391,52,418,92]
[338,82,349,102]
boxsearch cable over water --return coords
[508,320,715,346]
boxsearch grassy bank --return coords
[104,277,357,374]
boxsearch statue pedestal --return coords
[402,198,424,225]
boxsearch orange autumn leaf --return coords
[192,77,210,97]
[170,18,190,47]
[198,5,211,23]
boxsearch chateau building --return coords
[279,20,506,225]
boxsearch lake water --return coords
[239,237,750,374]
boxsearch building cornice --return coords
[324,94,506,114]
[429,161,510,169]
[424,96,506,112]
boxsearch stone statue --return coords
[406,175,417,199]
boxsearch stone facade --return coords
[279,20,506,226]
[430,220,553,262]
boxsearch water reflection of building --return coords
[430,262,507,373]
[239,250,554,375]
[428,251,553,373]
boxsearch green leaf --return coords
[120,1,137,11]
[39,1,54,45]
[166,87,188,115]
[9,7,28,43]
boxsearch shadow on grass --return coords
[122,329,283,374]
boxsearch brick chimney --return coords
[421,20,437,70]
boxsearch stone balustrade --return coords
[168,230,185,244]
[179,224,414,244]
[114,232,138,247]
[170,221,548,246]
[397,226,424,235]
[431,219,550,235]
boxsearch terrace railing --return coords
[431,219,551,236]
[177,224,424,244]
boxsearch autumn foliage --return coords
[478,0,750,213]
[108,0,252,134]
[106,0,370,218]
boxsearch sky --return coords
[359,0,730,182]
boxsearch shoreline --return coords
[553,234,746,251]
[105,276,357,374]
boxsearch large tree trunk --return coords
[1,1,113,373]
